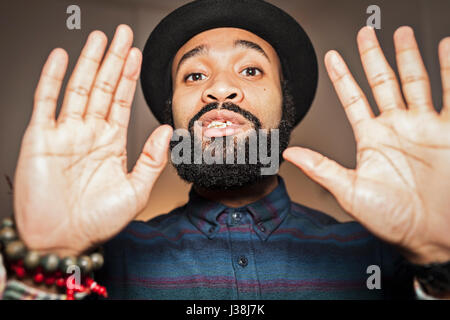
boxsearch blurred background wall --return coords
[0,0,448,222]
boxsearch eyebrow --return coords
[175,44,208,74]
[175,39,270,74]
[233,39,270,62]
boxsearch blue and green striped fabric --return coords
[96,176,414,299]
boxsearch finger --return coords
[128,125,173,199]
[58,31,107,122]
[357,26,406,112]
[282,147,356,213]
[107,48,142,129]
[439,37,450,116]
[85,24,133,120]
[325,50,374,140]
[32,48,68,125]
[394,26,434,112]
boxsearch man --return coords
[1,0,449,299]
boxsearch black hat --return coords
[141,0,318,127]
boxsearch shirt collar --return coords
[186,175,291,241]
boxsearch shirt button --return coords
[257,223,266,232]
[238,256,248,268]
[231,212,242,224]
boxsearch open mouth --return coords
[197,109,250,138]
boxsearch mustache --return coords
[187,102,262,133]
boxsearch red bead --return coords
[34,273,44,283]
[15,266,26,279]
[66,294,75,300]
[67,289,74,295]
[45,277,55,285]
[66,277,75,287]
[56,278,65,287]
[85,278,94,286]
[75,285,85,292]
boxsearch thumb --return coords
[129,124,173,197]
[282,147,356,209]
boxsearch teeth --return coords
[207,121,226,128]
[207,120,233,129]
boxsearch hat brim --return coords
[141,0,318,126]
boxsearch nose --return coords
[201,74,244,105]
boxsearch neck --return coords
[193,175,279,208]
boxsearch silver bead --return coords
[90,252,104,271]
[0,227,17,244]
[24,251,41,270]
[2,217,14,228]
[77,255,93,275]
[41,254,60,273]
[59,256,77,274]
[5,240,26,261]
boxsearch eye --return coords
[240,67,263,77]
[185,73,207,82]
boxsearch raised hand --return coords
[283,26,450,264]
[14,25,173,256]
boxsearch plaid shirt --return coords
[93,176,414,299]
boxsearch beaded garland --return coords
[0,216,107,300]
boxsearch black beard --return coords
[166,80,296,191]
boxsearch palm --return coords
[284,26,450,264]
[14,25,172,256]
[17,120,134,250]
[351,110,450,249]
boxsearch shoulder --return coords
[288,201,366,233]
[105,203,190,244]
[139,204,189,231]
[288,201,414,295]
[285,201,383,246]
[289,201,341,226]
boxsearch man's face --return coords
[169,27,291,190]
[171,27,283,132]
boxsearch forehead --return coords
[171,27,282,75]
